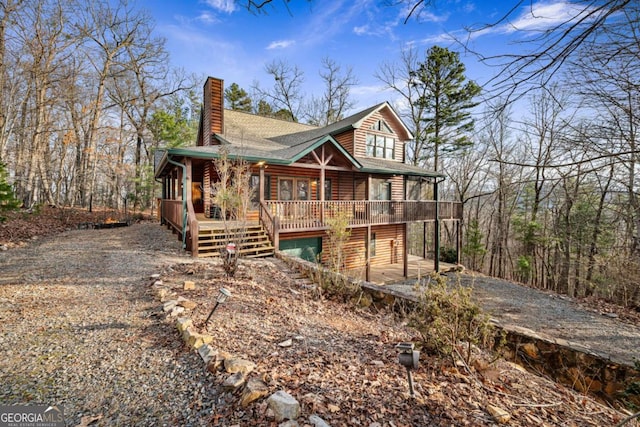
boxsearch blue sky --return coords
[142,0,589,113]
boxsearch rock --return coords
[225,358,256,375]
[279,421,299,427]
[170,306,185,317]
[521,343,539,359]
[152,280,163,287]
[175,317,193,333]
[278,339,293,348]
[293,335,305,342]
[184,280,196,290]
[368,423,382,427]
[197,344,217,364]
[240,378,270,407]
[223,372,246,390]
[370,360,384,367]
[207,351,232,373]
[309,414,331,427]
[183,327,205,349]
[327,404,340,413]
[150,274,161,279]
[157,288,170,300]
[163,300,177,312]
[486,404,510,424]
[179,300,198,310]
[358,292,373,308]
[267,390,300,422]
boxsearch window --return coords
[250,174,271,208]
[278,177,311,201]
[315,179,332,200]
[370,232,377,257]
[366,134,395,159]
[279,178,293,201]
[296,179,309,200]
[371,178,391,201]
[370,120,393,133]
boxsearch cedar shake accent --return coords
[204,77,224,146]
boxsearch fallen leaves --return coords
[160,258,634,427]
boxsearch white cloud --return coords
[353,25,369,36]
[266,39,295,50]
[204,0,236,14]
[196,11,218,24]
[506,1,594,33]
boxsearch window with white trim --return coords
[366,134,395,159]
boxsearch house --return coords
[154,77,462,282]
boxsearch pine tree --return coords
[0,161,20,221]
[224,83,252,112]
[411,46,481,171]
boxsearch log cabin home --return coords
[154,77,463,282]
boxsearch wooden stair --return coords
[197,224,275,258]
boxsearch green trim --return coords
[166,157,188,250]
[165,146,292,165]
[359,165,444,178]
[289,135,362,169]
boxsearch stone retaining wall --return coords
[276,252,640,409]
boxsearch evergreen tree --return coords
[0,161,20,221]
[224,83,252,112]
[411,46,481,171]
[255,100,274,117]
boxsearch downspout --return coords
[167,157,188,249]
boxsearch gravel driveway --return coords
[388,274,640,367]
[0,223,213,426]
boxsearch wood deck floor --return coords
[349,255,458,285]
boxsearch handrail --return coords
[259,201,276,242]
[263,200,462,231]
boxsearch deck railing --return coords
[161,199,184,230]
[264,200,462,232]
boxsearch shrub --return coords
[315,209,361,302]
[439,246,458,263]
[409,272,494,364]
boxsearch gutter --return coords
[167,156,188,249]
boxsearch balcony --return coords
[261,200,462,233]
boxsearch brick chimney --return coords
[202,77,224,146]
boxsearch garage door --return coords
[279,237,322,263]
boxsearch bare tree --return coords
[253,59,304,122]
[305,57,358,126]
[376,46,431,166]
[396,1,636,103]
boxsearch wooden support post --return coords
[456,220,461,265]
[434,180,440,273]
[403,222,408,278]
[366,225,371,282]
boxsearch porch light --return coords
[204,287,232,325]
[397,342,420,398]
[256,160,266,167]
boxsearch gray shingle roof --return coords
[160,103,439,178]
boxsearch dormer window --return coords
[366,119,395,159]
[366,135,395,158]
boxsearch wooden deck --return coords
[349,255,458,285]
[195,214,259,230]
